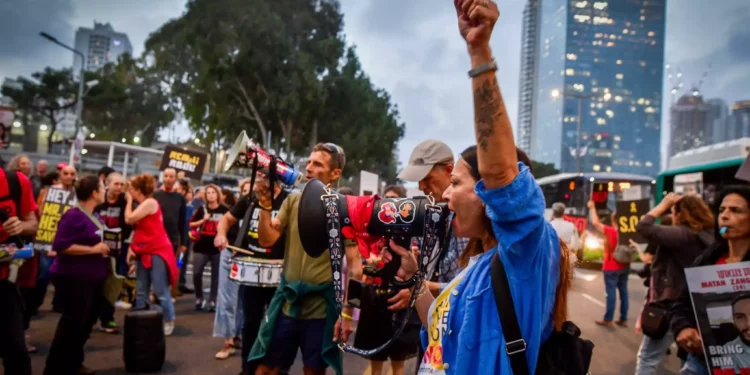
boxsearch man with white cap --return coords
[550,202,582,257]
[398,139,469,296]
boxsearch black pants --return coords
[241,285,276,375]
[193,252,220,303]
[44,275,101,375]
[20,286,36,330]
[0,279,31,375]
[97,293,115,326]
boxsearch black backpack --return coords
[490,253,594,375]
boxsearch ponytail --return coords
[553,239,574,331]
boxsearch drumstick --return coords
[226,245,256,256]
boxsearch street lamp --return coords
[40,32,86,137]
[551,89,611,174]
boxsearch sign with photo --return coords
[160,145,208,180]
[615,199,649,245]
[34,188,77,252]
[674,172,704,197]
[686,262,750,374]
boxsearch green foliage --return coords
[531,160,560,179]
[1,68,78,152]
[144,0,404,181]
[83,54,174,146]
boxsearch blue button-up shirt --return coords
[421,164,561,374]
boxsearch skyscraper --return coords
[669,93,711,157]
[707,98,729,144]
[73,22,132,74]
[522,0,666,176]
[517,0,541,154]
[730,101,750,140]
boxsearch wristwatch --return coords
[468,59,498,78]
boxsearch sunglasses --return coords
[322,143,346,168]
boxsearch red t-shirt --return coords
[0,169,39,280]
[601,224,628,271]
[716,255,728,265]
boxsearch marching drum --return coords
[229,256,283,287]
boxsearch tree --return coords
[1,68,78,152]
[144,0,404,179]
[83,54,175,146]
[531,160,560,179]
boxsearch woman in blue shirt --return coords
[385,1,573,373]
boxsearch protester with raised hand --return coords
[385,1,569,373]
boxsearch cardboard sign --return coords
[615,199,649,245]
[160,145,207,180]
[686,262,750,374]
[34,188,77,252]
[736,155,750,182]
[591,182,609,211]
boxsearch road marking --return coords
[580,292,606,308]
[574,270,598,282]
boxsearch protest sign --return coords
[615,199,649,245]
[563,214,587,235]
[160,145,208,180]
[591,182,609,211]
[686,262,750,374]
[34,188,77,252]
[103,228,122,255]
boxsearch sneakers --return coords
[196,299,203,311]
[101,321,120,334]
[115,300,132,310]
[595,320,613,327]
[208,301,216,313]
[215,343,236,360]
[164,321,175,336]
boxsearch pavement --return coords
[16,267,681,375]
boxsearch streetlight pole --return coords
[551,90,610,174]
[40,32,86,164]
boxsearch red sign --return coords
[563,214,587,234]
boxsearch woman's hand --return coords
[381,240,419,282]
[661,193,683,208]
[127,249,136,264]
[676,328,703,354]
[93,242,111,256]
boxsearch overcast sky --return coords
[1,0,749,173]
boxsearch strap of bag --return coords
[234,196,257,248]
[490,253,531,375]
[5,170,21,211]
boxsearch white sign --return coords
[686,262,750,373]
[359,171,379,196]
[622,186,643,201]
[674,172,704,196]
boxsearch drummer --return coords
[214,173,288,375]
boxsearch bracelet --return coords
[341,312,353,321]
[259,204,272,211]
[414,283,429,300]
[468,58,498,78]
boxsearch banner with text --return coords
[616,199,650,245]
[34,188,77,252]
[686,262,750,374]
[160,145,208,180]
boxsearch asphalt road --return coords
[17,268,681,375]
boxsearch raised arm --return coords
[125,197,158,225]
[457,0,518,189]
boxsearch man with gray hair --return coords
[550,202,581,252]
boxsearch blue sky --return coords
[1,0,749,173]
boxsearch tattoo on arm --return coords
[474,77,505,152]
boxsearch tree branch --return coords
[235,77,267,146]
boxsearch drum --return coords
[229,256,283,287]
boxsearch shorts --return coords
[263,313,327,370]
[353,287,420,362]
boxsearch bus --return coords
[656,137,750,207]
[537,172,655,231]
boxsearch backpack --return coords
[491,253,594,375]
[612,244,636,264]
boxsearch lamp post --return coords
[40,32,87,164]
[551,89,611,174]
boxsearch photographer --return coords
[385,1,570,373]
[0,167,38,375]
[248,143,360,375]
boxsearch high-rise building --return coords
[73,22,132,74]
[669,93,711,157]
[730,101,750,140]
[517,0,541,154]
[707,98,729,144]
[524,0,666,176]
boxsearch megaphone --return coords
[224,131,304,186]
[298,178,450,281]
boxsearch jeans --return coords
[635,333,673,375]
[241,286,276,375]
[135,256,175,321]
[680,354,708,375]
[193,252,220,303]
[213,250,243,338]
[0,280,31,375]
[604,268,629,321]
[44,275,101,375]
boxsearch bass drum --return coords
[123,304,166,373]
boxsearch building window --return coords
[616,59,622,65]
[566,53,578,60]
[597,118,606,125]
[593,165,601,172]
[566,68,575,76]
[593,2,607,10]
[648,31,655,37]
[606,110,614,118]
[616,73,624,80]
